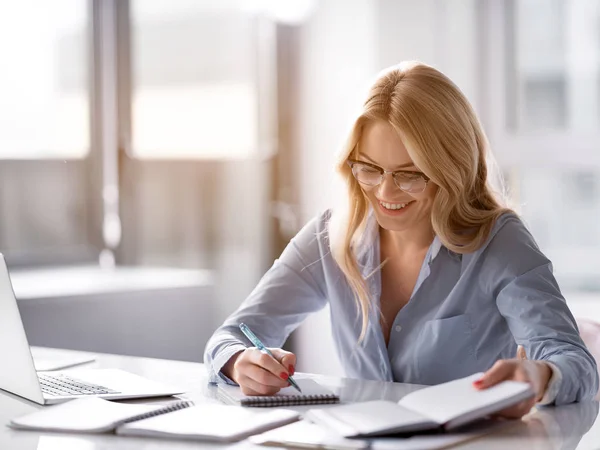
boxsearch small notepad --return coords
[217,378,340,407]
[9,397,193,433]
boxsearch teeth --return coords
[381,201,410,210]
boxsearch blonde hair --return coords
[329,61,512,341]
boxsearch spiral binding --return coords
[242,394,339,408]
[123,400,194,424]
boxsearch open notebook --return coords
[9,397,300,443]
[249,418,513,450]
[305,373,534,437]
[217,378,340,407]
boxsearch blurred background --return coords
[1,0,599,376]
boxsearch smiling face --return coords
[356,120,438,233]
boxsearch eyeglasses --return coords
[347,159,430,194]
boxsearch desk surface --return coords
[1,348,599,449]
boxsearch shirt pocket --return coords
[416,314,477,385]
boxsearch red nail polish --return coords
[280,372,289,380]
[473,379,483,386]
[289,365,295,375]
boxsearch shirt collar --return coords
[429,236,443,263]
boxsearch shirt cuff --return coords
[537,361,562,405]
[210,343,247,385]
[217,371,238,385]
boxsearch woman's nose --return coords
[377,173,399,198]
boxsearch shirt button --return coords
[395,325,402,332]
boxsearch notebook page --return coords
[217,378,338,406]
[398,373,533,426]
[9,398,164,433]
[250,420,369,449]
[116,404,300,442]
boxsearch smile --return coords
[377,200,416,215]
[379,201,412,210]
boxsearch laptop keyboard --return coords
[39,373,121,397]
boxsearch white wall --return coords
[296,0,376,221]
[292,0,376,376]
[293,0,480,376]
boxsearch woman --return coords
[204,61,598,417]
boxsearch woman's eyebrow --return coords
[357,153,417,169]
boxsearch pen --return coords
[238,322,302,394]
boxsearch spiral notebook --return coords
[217,378,340,407]
[9,397,193,434]
[10,397,300,442]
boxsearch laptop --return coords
[0,254,184,405]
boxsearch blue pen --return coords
[239,322,302,393]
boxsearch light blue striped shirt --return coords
[204,210,598,405]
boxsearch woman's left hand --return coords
[472,357,552,419]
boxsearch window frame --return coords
[0,0,282,275]
[0,0,104,268]
[480,0,600,169]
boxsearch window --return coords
[0,0,100,266]
[511,0,566,131]
[130,0,260,159]
[484,0,600,292]
[0,0,277,299]
[0,0,89,159]
[118,0,275,280]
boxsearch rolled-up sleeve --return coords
[203,213,330,384]
[496,262,599,404]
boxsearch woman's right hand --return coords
[221,348,297,396]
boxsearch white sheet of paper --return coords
[250,421,369,449]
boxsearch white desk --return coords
[1,348,599,449]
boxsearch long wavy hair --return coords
[329,61,512,341]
